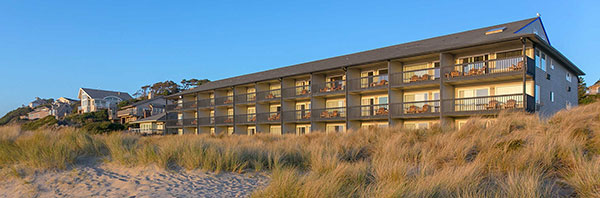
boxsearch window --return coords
[550,92,554,102]
[458,88,488,98]
[535,85,540,104]
[550,59,555,70]
[496,50,522,59]
[496,85,522,95]
[566,101,572,110]
[541,53,547,72]
[326,125,344,133]
[566,72,572,82]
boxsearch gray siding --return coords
[535,48,578,117]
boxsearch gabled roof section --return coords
[79,88,133,101]
[514,17,550,45]
[170,17,582,97]
[130,112,166,123]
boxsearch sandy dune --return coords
[0,164,269,198]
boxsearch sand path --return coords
[0,164,269,198]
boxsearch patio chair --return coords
[410,75,419,82]
[320,111,330,118]
[419,104,430,113]
[303,112,311,119]
[331,110,340,117]
[505,99,517,109]
[486,100,499,110]
[421,74,431,81]
[407,105,418,114]
[450,70,461,78]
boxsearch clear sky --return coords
[0,0,597,116]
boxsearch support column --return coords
[440,52,455,129]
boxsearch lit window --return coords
[550,92,554,102]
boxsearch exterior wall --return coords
[534,47,579,116]
[28,108,51,120]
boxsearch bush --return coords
[81,122,125,134]
[0,107,33,126]
[21,116,57,131]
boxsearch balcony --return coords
[348,104,389,120]
[234,93,256,104]
[443,57,534,83]
[166,101,197,111]
[235,113,256,124]
[391,67,440,87]
[257,89,281,102]
[313,81,345,96]
[197,117,214,126]
[348,74,389,92]
[282,85,311,99]
[198,98,214,108]
[215,115,234,125]
[166,118,197,127]
[391,100,440,118]
[127,128,164,135]
[282,110,311,122]
[117,108,137,117]
[442,94,534,115]
[313,107,346,121]
[257,112,281,123]
[215,96,234,106]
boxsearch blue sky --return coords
[0,0,597,116]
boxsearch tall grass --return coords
[0,102,599,197]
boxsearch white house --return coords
[77,88,133,113]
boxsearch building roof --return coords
[130,112,166,124]
[121,96,166,109]
[591,80,600,87]
[58,97,79,102]
[170,17,583,97]
[79,88,133,100]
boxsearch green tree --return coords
[180,78,210,90]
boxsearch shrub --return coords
[81,122,125,134]
[21,116,57,131]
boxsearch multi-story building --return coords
[165,17,584,135]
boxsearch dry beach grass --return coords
[0,101,599,197]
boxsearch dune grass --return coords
[0,102,599,197]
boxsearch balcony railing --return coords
[348,74,388,91]
[166,101,197,111]
[197,117,214,126]
[166,118,197,127]
[257,112,281,123]
[215,96,234,106]
[215,115,234,125]
[391,100,440,117]
[313,81,345,95]
[282,85,311,98]
[348,104,389,119]
[198,98,214,108]
[390,67,440,86]
[257,89,281,102]
[127,128,164,135]
[282,110,311,122]
[235,113,256,124]
[313,107,346,121]
[234,93,256,104]
[443,56,532,80]
[117,108,137,117]
[442,94,532,113]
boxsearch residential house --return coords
[56,97,79,105]
[28,97,50,108]
[117,95,168,124]
[588,81,600,95]
[128,112,166,135]
[164,17,584,135]
[27,106,51,120]
[77,88,133,114]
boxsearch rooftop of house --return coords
[129,112,166,124]
[121,96,166,109]
[79,88,133,101]
[169,17,584,98]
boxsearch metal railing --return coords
[390,67,440,86]
[235,113,256,124]
[348,104,389,119]
[197,117,214,126]
[127,128,164,135]
[282,85,311,98]
[442,94,531,113]
[391,100,440,116]
[443,56,529,79]
[313,107,346,121]
[348,74,388,91]
[257,89,281,101]
[282,110,311,122]
[215,96,234,106]
[313,81,345,95]
[234,93,256,104]
[198,98,214,108]
[257,112,281,123]
[215,115,234,125]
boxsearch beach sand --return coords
[0,163,269,198]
